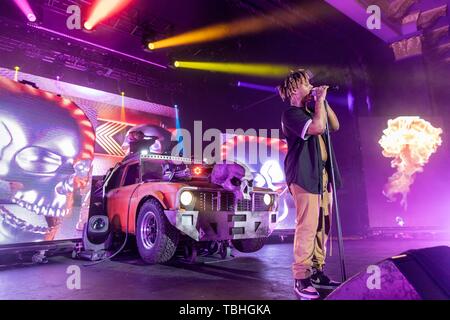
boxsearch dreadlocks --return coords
[277,69,311,102]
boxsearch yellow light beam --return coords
[174,61,293,78]
[120,91,126,123]
[149,5,304,50]
[14,66,20,82]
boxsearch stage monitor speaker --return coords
[72,215,112,261]
[86,215,110,245]
[326,246,450,300]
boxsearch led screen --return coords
[221,134,295,231]
[358,117,449,230]
[0,76,95,245]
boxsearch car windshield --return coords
[140,156,192,182]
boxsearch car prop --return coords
[76,126,278,264]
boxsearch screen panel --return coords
[0,76,95,245]
[358,116,449,230]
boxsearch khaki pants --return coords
[290,169,333,280]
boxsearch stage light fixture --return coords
[84,0,133,31]
[84,22,93,31]
[173,61,292,78]
[27,13,36,22]
[13,0,37,22]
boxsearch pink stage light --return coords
[84,0,133,30]
[13,0,37,22]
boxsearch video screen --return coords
[0,76,95,245]
[221,134,295,231]
[359,116,449,230]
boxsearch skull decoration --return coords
[211,162,254,200]
[0,77,95,244]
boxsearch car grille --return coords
[194,191,218,212]
[192,191,271,212]
[253,193,268,212]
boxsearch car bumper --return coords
[164,210,278,241]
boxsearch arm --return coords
[306,86,329,136]
[307,99,326,135]
[325,101,340,131]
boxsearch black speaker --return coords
[87,215,110,244]
[72,215,112,261]
[326,246,450,300]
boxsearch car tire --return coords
[136,198,179,264]
[231,238,266,253]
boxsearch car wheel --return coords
[136,198,179,264]
[231,238,266,253]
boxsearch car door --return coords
[112,162,141,231]
[105,165,126,226]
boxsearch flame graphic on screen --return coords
[378,116,442,210]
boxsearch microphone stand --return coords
[324,101,347,282]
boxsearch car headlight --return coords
[180,191,194,206]
[263,194,273,206]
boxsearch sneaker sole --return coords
[294,289,320,300]
[311,282,340,290]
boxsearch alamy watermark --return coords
[366,265,381,289]
[66,5,82,30]
[67,4,382,31]
[170,121,281,165]
[366,5,381,30]
[66,265,81,290]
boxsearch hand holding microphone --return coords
[311,85,329,102]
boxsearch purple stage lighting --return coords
[13,0,37,22]
[366,95,372,112]
[347,90,355,113]
[237,81,277,93]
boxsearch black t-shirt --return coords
[281,106,342,194]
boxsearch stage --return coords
[1,238,448,300]
[0,0,449,305]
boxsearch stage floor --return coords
[0,238,449,300]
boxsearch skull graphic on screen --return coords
[0,78,95,242]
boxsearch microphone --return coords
[310,85,340,97]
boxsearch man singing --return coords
[279,70,342,300]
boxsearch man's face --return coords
[292,76,313,102]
